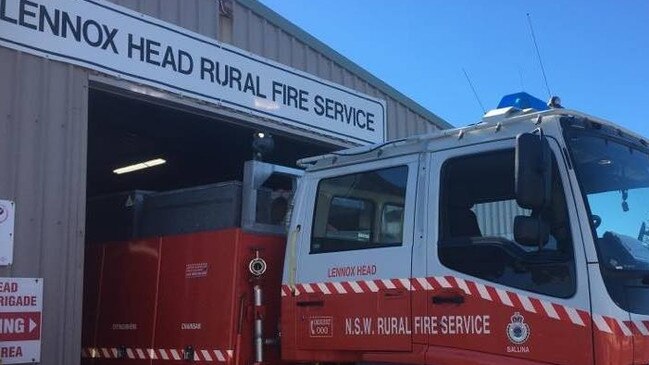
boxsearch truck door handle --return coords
[384,289,405,298]
[296,299,324,307]
[431,295,465,305]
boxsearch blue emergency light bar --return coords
[497,92,549,111]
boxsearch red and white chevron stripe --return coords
[81,347,233,362]
[281,275,649,338]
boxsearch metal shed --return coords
[0,1,450,363]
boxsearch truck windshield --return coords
[564,119,649,314]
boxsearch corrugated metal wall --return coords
[0,48,89,364]
[474,201,529,239]
[108,0,220,40]
[231,0,448,139]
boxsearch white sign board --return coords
[0,278,43,364]
[0,0,386,145]
[0,200,15,266]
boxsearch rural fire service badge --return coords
[506,312,530,345]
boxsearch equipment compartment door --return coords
[95,238,162,365]
[81,242,104,362]
[153,230,240,365]
[426,140,593,365]
[291,155,419,352]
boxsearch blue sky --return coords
[259,1,649,137]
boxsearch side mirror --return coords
[515,132,552,210]
[514,216,550,247]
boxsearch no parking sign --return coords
[0,278,43,364]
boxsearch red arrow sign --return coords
[0,312,41,341]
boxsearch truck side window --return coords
[437,149,576,298]
[311,166,408,254]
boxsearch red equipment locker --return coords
[95,238,162,365]
[152,229,286,365]
[81,243,104,364]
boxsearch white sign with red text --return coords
[0,278,43,364]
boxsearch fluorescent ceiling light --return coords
[113,158,166,175]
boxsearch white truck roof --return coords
[298,107,644,172]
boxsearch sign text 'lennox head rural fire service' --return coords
[0,0,386,145]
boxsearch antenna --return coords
[526,13,552,98]
[462,68,486,114]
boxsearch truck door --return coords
[289,155,419,353]
[425,140,593,364]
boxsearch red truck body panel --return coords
[82,229,285,365]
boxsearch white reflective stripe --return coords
[332,282,347,294]
[214,350,226,362]
[201,350,213,362]
[634,320,649,336]
[617,319,633,336]
[226,350,234,358]
[193,352,201,361]
[136,348,146,359]
[565,307,585,326]
[101,348,110,358]
[541,300,560,319]
[111,348,119,358]
[455,278,470,295]
[496,288,514,307]
[399,278,412,290]
[417,277,433,290]
[170,349,181,361]
[476,283,492,300]
[281,287,287,296]
[593,314,613,333]
[348,281,364,293]
[435,276,452,288]
[381,279,396,289]
[317,283,331,294]
[518,295,536,313]
[126,348,136,359]
[147,349,157,360]
[364,280,380,292]
[302,283,314,293]
[159,349,170,360]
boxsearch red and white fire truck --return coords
[82,95,649,365]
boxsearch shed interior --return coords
[87,88,333,197]
[81,88,337,357]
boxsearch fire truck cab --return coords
[281,98,649,365]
